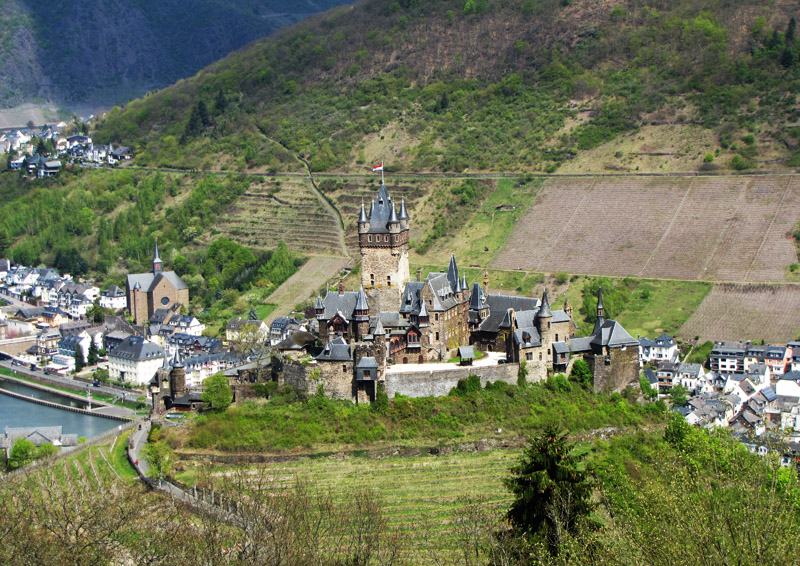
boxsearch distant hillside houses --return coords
[644,334,800,444]
[1,124,132,175]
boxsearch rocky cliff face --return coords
[0,0,349,108]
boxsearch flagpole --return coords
[381,159,385,185]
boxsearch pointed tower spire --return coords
[358,199,368,224]
[399,198,409,221]
[447,254,459,291]
[373,317,385,335]
[389,201,399,224]
[596,287,605,319]
[153,241,163,274]
[593,287,606,334]
[539,289,552,318]
[355,285,369,311]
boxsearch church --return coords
[308,180,640,402]
[126,243,189,325]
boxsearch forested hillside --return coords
[95,0,800,174]
[0,0,350,108]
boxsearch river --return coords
[0,381,122,438]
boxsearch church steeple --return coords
[153,241,162,274]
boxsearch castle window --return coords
[526,352,533,361]
[435,313,439,321]
[539,352,542,361]
[370,274,375,287]
[555,334,559,342]
[435,332,440,341]
[368,235,372,242]
[384,235,389,242]
[547,322,551,329]
[387,275,391,287]
[343,365,347,373]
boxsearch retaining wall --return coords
[385,362,528,398]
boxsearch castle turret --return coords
[593,288,606,334]
[538,289,555,363]
[170,352,186,399]
[354,286,370,339]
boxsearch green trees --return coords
[8,438,37,469]
[87,339,99,366]
[74,344,85,373]
[142,441,174,480]
[569,359,593,389]
[668,384,688,407]
[201,372,233,412]
[504,423,596,556]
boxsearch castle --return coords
[304,180,639,402]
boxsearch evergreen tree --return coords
[74,344,85,373]
[214,89,227,114]
[788,17,796,43]
[248,306,259,321]
[505,423,596,556]
[87,339,99,366]
[197,100,211,128]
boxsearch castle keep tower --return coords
[358,183,410,314]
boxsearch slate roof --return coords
[552,310,571,324]
[779,371,800,382]
[316,337,352,362]
[569,336,593,353]
[590,320,639,348]
[477,294,539,334]
[356,356,378,369]
[399,281,425,315]
[126,270,188,293]
[109,335,165,362]
[101,284,125,298]
[458,345,475,359]
[227,318,261,331]
[644,367,657,386]
[514,327,541,348]
[321,290,359,320]
[425,271,461,312]
[468,282,486,310]
[1,426,77,449]
[553,341,570,355]
[761,386,778,402]
[362,184,404,233]
[640,332,676,349]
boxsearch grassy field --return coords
[174,448,521,562]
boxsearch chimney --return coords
[338,279,344,295]
[416,268,422,282]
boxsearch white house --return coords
[167,314,205,337]
[639,332,679,366]
[99,285,127,310]
[775,371,800,398]
[108,335,165,385]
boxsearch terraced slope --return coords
[198,449,519,563]
[208,177,343,255]
[492,175,800,282]
[264,255,350,323]
[679,283,800,343]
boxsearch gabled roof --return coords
[590,319,639,348]
[399,281,424,315]
[109,335,164,362]
[477,294,539,334]
[102,284,125,297]
[513,326,541,348]
[126,270,188,293]
[315,336,352,362]
[321,290,359,320]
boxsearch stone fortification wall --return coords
[385,362,534,398]
[589,347,639,393]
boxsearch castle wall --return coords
[385,362,537,398]
[588,346,639,393]
[316,360,354,400]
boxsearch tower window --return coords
[368,235,372,242]
[387,275,391,287]
[435,332,440,341]
[556,334,559,342]
[384,235,389,242]
[342,365,347,373]
[435,313,439,321]
[539,352,542,361]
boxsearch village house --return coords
[108,335,165,385]
[99,285,127,310]
[639,332,679,366]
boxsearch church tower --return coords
[153,241,163,274]
[358,182,410,314]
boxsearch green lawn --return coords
[108,430,139,482]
